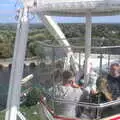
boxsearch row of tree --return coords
[0,23,120,58]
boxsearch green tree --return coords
[25,88,41,106]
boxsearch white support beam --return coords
[5,8,29,120]
[38,14,79,73]
[17,111,26,120]
[84,12,92,87]
[21,74,33,85]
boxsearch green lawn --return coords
[0,111,5,120]
[20,104,45,120]
[0,105,45,120]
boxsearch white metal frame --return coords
[5,8,29,120]
[4,3,92,120]
[5,0,120,120]
[39,14,79,72]
[5,11,91,120]
[84,12,92,87]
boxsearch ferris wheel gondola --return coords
[4,0,120,120]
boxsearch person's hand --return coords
[117,97,120,100]
[108,98,113,102]
[106,96,113,102]
[90,89,98,95]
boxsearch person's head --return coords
[55,60,64,69]
[62,70,74,84]
[110,63,120,78]
[29,62,36,68]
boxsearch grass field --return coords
[0,110,5,120]
[0,104,45,120]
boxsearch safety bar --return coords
[47,97,120,109]
[54,98,120,109]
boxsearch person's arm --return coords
[87,71,98,94]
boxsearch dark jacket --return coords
[107,75,120,100]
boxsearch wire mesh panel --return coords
[0,35,120,120]
[35,42,120,120]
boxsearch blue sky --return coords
[1,0,120,23]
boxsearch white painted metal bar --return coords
[84,12,92,87]
[5,9,22,120]
[5,8,29,120]
[26,0,120,16]
[54,98,120,108]
[21,74,33,85]
[34,40,120,49]
[17,111,26,120]
[39,14,79,73]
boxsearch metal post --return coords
[99,53,103,76]
[79,52,81,70]
[5,8,29,120]
[52,47,55,112]
[84,12,92,87]
[108,54,111,70]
